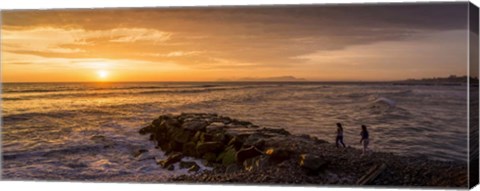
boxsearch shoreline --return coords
[138,113,467,187]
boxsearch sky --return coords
[0,2,471,82]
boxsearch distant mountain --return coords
[394,75,478,86]
[219,76,307,82]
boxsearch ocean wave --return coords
[2,144,106,161]
[364,96,398,114]
[1,85,262,101]
[2,84,224,94]
[2,97,27,101]
[2,110,113,123]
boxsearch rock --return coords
[191,131,204,143]
[203,152,217,163]
[299,134,310,139]
[183,142,198,157]
[165,140,183,154]
[243,155,269,172]
[227,136,244,150]
[139,125,153,135]
[260,128,291,136]
[158,152,184,168]
[214,116,231,124]
[167,118,182,129]
[196,142,224,155]
[236,146,263,164]
[179,161,198,169]
[182,120,208,132]
[200,133,214,143]
[167,165,175,171]
[224,164,239,173]
[265,147,292,162]
[132,149,149,158]
[171,129,193,144]
[224,128,257,142]
[216,146,237,165]
[152,118,164,127]
[298,154,329,175]
[188,163,201,172]
[212,132,229,144]
[234,120,252,126]
[243,134,266,149]
[206,122,225,133]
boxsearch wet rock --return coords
[227,136,244,150]
[132,149,149,158]
[199,133,214,143]
[206,122,225,133]
[152,118,164,127]
[211,116,231,124]
[259,128,291,136]
[243,155,269,172]
[196,142,224,155]
[243,134,266,149]
[234,120,252,126]
[225,164,241,173]
[179,161,198,169]
[165,140,183,154]
[171,129,193,144]
[188,163,201,172]
[158,152,184,168]
[224,128,256,142]
[265,147,292,163]
[203,152,218,163]
[191,131,204,143]
[298,154,329,175]
[216,146,237,165]
[139,125,153,135]
[236,146,263,164]
[182,120,208,132]
[183,142,198,157]
[212,132,228,144]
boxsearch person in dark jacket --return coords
[335,123,346,148]
[360,125,369,155]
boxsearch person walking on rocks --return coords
[360,125,369,155]
[335,123,346,148]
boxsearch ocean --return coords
[1,82,469,181]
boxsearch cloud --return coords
[108,28,171,43]
[294,30,467,80]
[1,3,470,81]
[2,27,170,53]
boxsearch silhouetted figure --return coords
[360,125,369,155]
[335,123,346,148]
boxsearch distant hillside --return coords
[219,76,307,82]
[394,75,478,86]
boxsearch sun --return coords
[97,70,109,79]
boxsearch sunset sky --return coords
[1,3,471,82]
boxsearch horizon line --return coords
[2,79,464,84]
[1,79,405,83]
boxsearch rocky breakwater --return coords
[139,113,468,187]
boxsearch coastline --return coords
[137,113,467,187]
